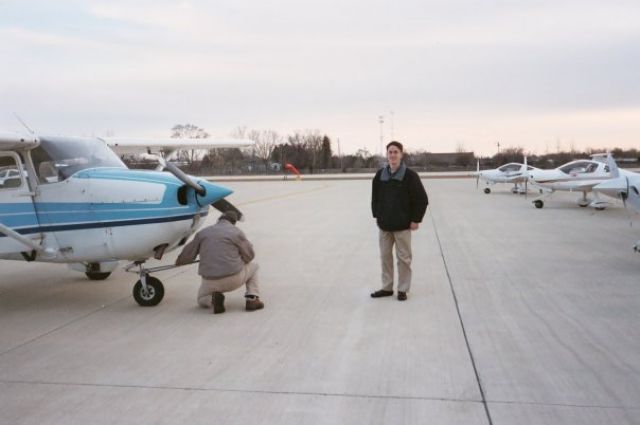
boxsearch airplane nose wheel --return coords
[484,188,491,194]
[533,200,544,209]
[133,275,165,306]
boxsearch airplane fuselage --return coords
[528,160,610,192]
[0,136,231,264]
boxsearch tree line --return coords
[121,123,640,174]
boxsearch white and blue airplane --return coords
[0,131,253,306]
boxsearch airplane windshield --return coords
[559,161,598,175]
[498,164,521,172]
[32,136,126,183]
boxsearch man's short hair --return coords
[386,141,403,152]
[219,210,238,224]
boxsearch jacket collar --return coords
[380,162,407,182]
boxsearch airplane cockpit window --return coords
[560,161,597,175]
[32,136,126,183]
[498,164,521,172]
[0,156,23,189]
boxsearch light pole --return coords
[378,115,384,157]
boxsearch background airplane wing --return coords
[0,132,39,150]
[572,180,607,191]
[102,138,255,155]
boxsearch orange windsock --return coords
[284,163,301,177]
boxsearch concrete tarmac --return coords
[1,179,639,424]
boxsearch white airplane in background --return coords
[476,158,538,194]
[528,154,612,209]
[0,131,253,306]
[593,154,640,251]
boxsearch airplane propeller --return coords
[621,175,632,227]
[523,156,528,199]
[155,155,244,220]
[476,159,480,189]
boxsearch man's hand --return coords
[410,222,419,231]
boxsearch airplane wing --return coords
[571,180,609,191]
[0,132,39,150]
[102,138,255,155]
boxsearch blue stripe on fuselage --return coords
[0,210,209,237]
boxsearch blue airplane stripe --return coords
[1,209,198,227]
[1,203,184,213]
[1,203,211,227]
[75,168,184,185]
[0,211,209,238]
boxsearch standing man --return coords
[371,141,428,301]
[176,210,264,314]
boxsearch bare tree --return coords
[170,123,210,167]
[253,129,281,173]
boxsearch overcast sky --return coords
[1,0,638,155]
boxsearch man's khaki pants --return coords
[379,229,412,293]
[197,262,260,308]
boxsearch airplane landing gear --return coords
[578,192,589,207]
[86,271,111,280]
[133,275,164,306]
[484,188,491,194]
[533,200,544,209]
[125,260,198,306]
[634,243,640,253]
[126,261,166,306]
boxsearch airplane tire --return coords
[86,271,111,280]
[484,188,491,194]
[534,200,544,209]
[133,276,165,306]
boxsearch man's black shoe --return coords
[370,290,393,298]
[212,292,225,314]
[397,292,407,301]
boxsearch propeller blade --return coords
[624,176,632,227]
[163,161,206,196]
[211,199,244,221]
[523,156,528,199]
[476,159,480,189]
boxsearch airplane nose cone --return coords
[195,180,233,206]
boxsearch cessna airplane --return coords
[476,158,537,194]
[528,155,612,209]
[0,131,252,306]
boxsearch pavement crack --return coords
[430,212,494,425]
[2,379,639,411]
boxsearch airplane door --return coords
[0,152,41,255]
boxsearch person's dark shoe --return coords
[246,297,264,311]
[370,289,394,298]
[397,292,407,301]
[212,292,225,314]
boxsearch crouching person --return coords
[176,210,264,314]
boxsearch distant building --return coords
[424,152,475,167]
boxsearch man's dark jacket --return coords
[371,164,429,231]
